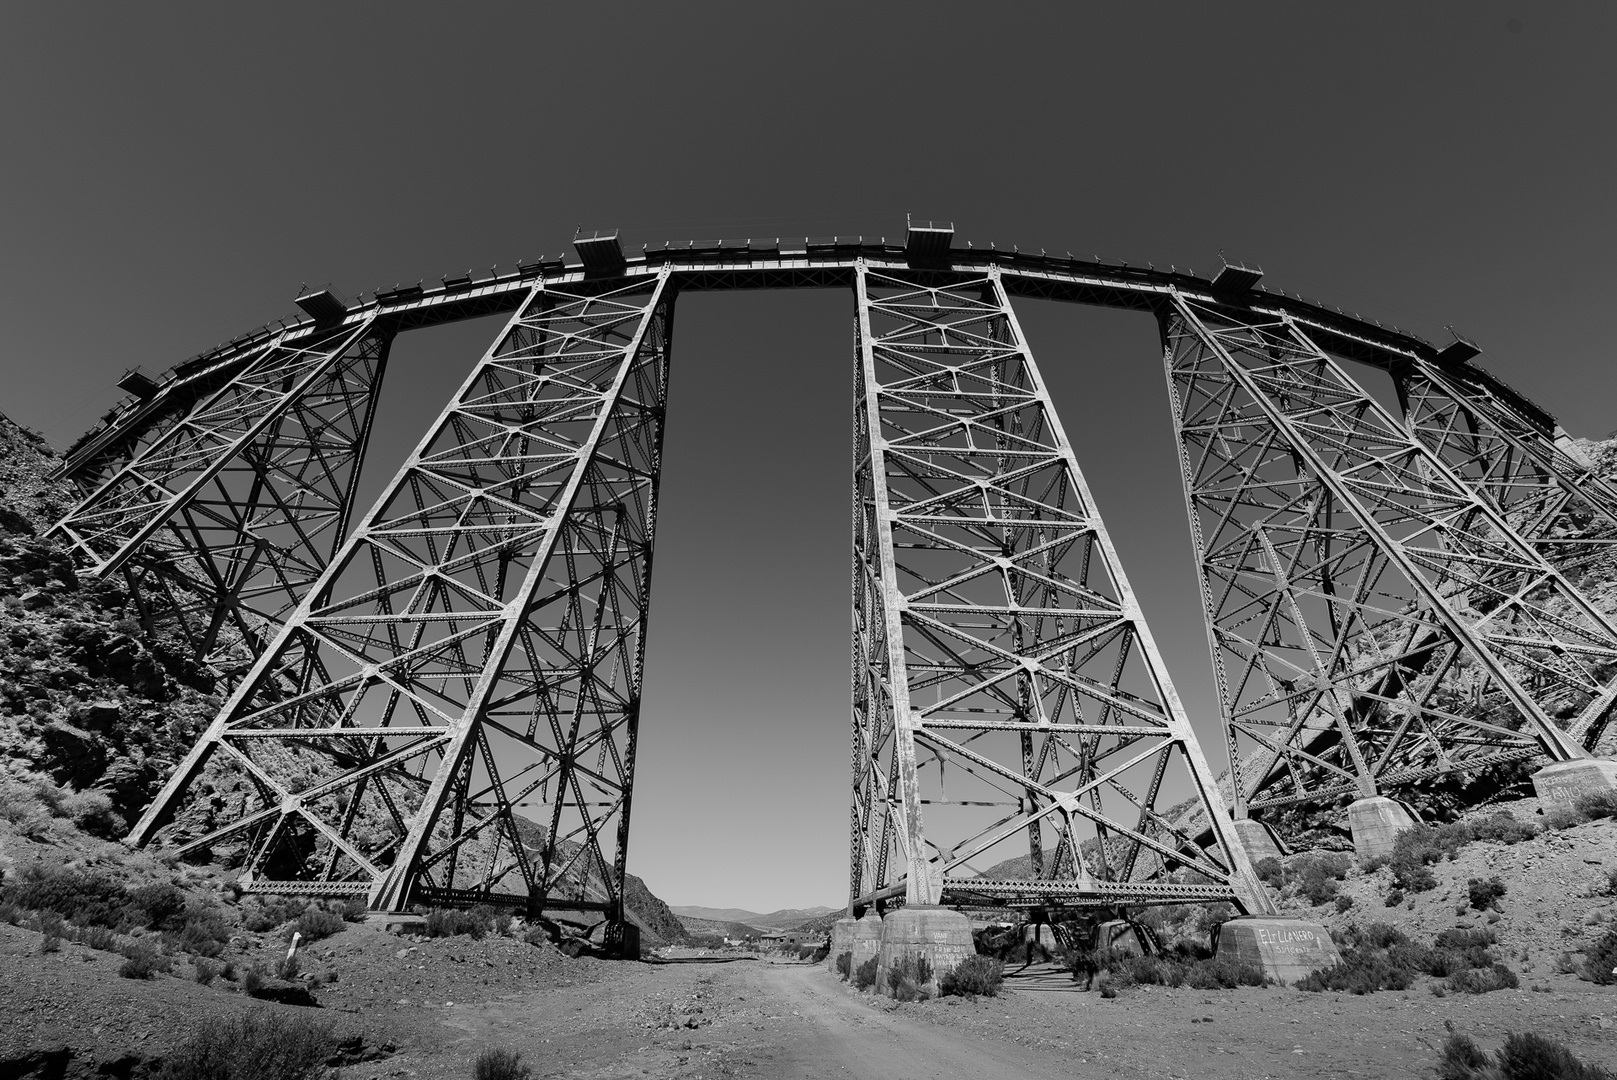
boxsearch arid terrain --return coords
[3,908,1614,1080]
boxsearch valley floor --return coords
[4,923,1614,1080]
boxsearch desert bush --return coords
[1097,974,1118,998]
[1603,869,1617,898]
[835,951,852,980]
[275,953,301,981]
[886,953,933,1001]
[853,955,878,991]
[1438,1032,1491,1080]
[193,958,218,986]
[1467,876,1507,911]
[1184,955,1268,989]
[73,924,119,951]
[337,895,368,922]
[40,931,61,953]
[129,882,188,930]
[1496,1031,1613,1080]
[242,964,267,995]
[154,1009,336,1080]
[1580,926,1617,985]
[1288,852,1352,906]
[240,895,311,933]
[289,907,347,943]
[1385,822,1476,893]
[4,863,137,929]
[425,907,499,939]
[119,943,168,979]
[166,908,230,958]
[1384,888,1405,907]
[1252,857,1284,889]
[1545,806,1585,831]
[1445,963,1519,994]
[1334,895,1354,914]
[1468,811,1539,844]
[473,1048,532,1080]
[940,954,1003,997]
[1573,789,1617,822]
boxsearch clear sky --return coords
[2,3,1612,912]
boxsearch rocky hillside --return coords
[0,413,686,943]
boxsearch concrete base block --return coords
[364,912,427,935]
[1021,923,1060,963]
[848,911,883,973]
[1215,917,1341,983]
[876,906,974,996]
[1231,816,1286,861]
[1532,758,1617,808]
[1348,796,1417,861]
[1093,919,1146,956]
[827,916,858,969]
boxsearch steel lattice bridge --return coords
[48,222,1617,947]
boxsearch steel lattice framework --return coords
[49,224,1614,935]
[1163,297,1616,815]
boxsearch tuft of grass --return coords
[939,954,1003,998]
[154,1009,335,1080]
[193,957,218,986]
[473,1048,532,1080]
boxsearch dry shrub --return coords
[1440,1030,1613,1080]
[1581,926,1617,985]
[155,1009,336,1080]
[474,1048,532,1080]
[853,955,878,991]
[118,943,169,980]
[425,907,503,939]
[885,953,933,1001]
[289,908,347,943]
[940,954,1004,997]
[835,951,852,980]
[1467,876,1507,911]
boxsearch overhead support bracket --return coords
[574,229,627,277]
[116,369,160,401]
[1434,337,1481,367]
[1211,261,1263,301]
[903,218,954,264]
[295,289,350,324]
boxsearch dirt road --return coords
[723,964,1066,1080]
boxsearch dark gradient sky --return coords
[2,4,1611,912]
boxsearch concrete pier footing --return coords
[848,911,884,973]
[876,906,974,996]
[1532,758,1617,808]
[1215,917,1342,983]
[827,916,858,969]
[1347,795,1417,861]
[1231,816,1286,861]
[1093,919,1148,956]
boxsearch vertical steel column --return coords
[1164,295,1611,817]
[129,272,674,932]
[48,318,392,680]
[853,264,1269,914]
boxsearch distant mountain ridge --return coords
[670,904,838,930]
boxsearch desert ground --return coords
[4,914,1614,1080]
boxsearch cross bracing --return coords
[852,264,1270,914]
[1162,297,1616,816]
[51,227,1611,930]
[50,321,392,682]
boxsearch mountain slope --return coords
[669,905,837,929]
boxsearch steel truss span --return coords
[50,224,1614,932]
